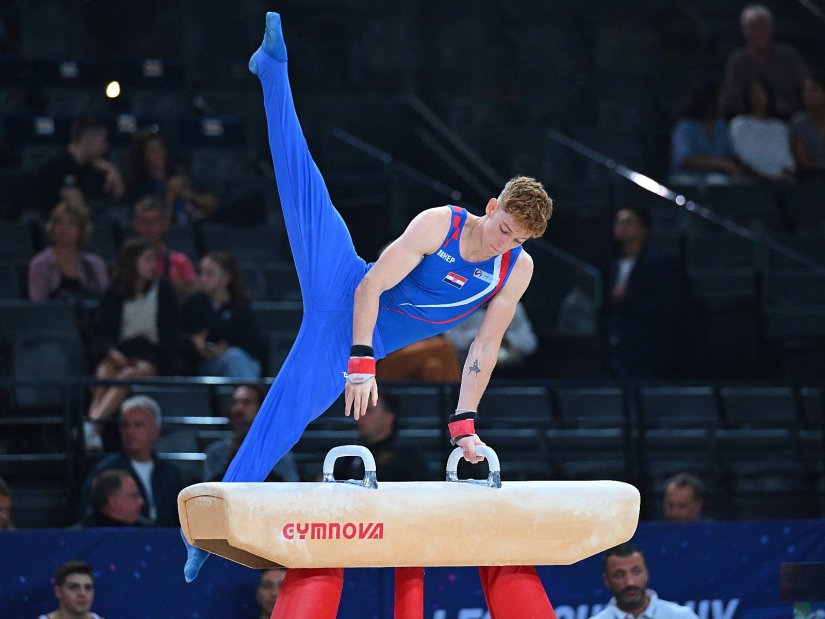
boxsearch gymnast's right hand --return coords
[344,348,377,419]
[345,379,378,420]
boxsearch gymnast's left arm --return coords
[453,253,533,463]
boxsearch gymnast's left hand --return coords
[456,434,486,464]
[344,379,378,420]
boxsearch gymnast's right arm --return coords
[345,207,451,419]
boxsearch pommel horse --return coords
[179,446,640,618]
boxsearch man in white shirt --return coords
[589,543,700,619]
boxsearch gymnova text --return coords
[432,599,740,619]
[282,521,384,540]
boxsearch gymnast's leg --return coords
[479,566,556,619]
[250,11,366,312]
[183,11,368,582]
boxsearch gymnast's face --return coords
[604,552,649,612]
[482,198,530,258]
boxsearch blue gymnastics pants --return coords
[223,34,383,484]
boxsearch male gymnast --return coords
[184,11,555,619]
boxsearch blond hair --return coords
[498,176,553,238]
[45,201,93,246]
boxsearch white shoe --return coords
[84,420,103,452]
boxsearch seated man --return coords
[82,469,145,527]
[203,384,299,483]
[81,395,184,526]
[332,390,434,482]
[27,116,124,223]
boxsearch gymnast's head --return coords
[493,176,553,239]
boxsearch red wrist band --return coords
[448,411,477,445]
[345,356,375,384]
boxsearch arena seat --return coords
[251,301,303,335]
[685,231,758,305]
[703,184,785,231]
[543,427,629,481]
[719,386,801,429]
[199,224,285,262]
[553,386,626,428]
[0,221,37,260]
[0,260,22,299]
[263,261,301,301]
[388,384,445,430]
[480,385,555,430]
[481,427,553,481]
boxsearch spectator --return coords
[332,390,434,482]
[124,129,218,224]
[131,195,198,302]
[203,384,298,483]
[81,396,184,526]
[721,4,809,120]
[790,72,825,180]
[0,476,14,530]
[663,472,706,524]
[588,543,700,619]
[84,237,178,449]
[181,251,262,378]
[601,207,680,379]
[28,116,124,223]
[729,76,796,183]
[669,79,745,186]
[375,335,462,382]
[37,560,105,619]
[444,301,538,370]
[81,469,145,527]
[256,568,287,619]
[28,201,109,302]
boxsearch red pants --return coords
[271,566,555,619]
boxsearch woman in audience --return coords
[669,79,745,186]
[28,201,109,302]
[124,129,218,224]
[181,251,261,378]
[84,237,177,450]
[790,72,825,180]
[729,76,796,183]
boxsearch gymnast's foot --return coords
[249,11,287,75]
[181,528,210,583]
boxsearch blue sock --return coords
[181,528,210,583]
[249,11,287,75]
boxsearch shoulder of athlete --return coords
[400,205,453,256]
[500,248,534,298]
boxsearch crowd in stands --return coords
[0,2,823,534]
[670,4,825,192]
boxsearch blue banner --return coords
[1,521,823,619]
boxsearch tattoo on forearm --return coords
[468,359,481,376]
